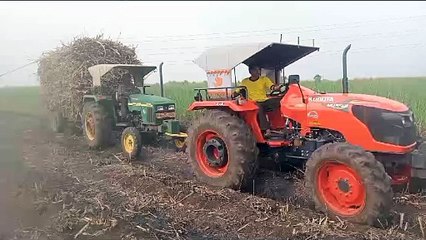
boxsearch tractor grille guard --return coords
[352,105,417,146]
[194,86,248,101]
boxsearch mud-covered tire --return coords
[50,111,65,133]
[175,123,188,152]
[82,102,112,149]
[305,142,393,226]
[121,127,142,160]
[187,109,258,190]
[174,138,187,152]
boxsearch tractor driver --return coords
[117,73,140,119]
[233,65,281,137]
[118,73,141,95]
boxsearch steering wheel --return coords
[268,84,288,97]
[231,88,247,100]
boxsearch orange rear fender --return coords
[188,100,259,111]
[188,100,266,143]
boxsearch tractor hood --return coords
[311,92,409,112]
[129,94,175,105]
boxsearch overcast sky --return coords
[1,1,426,86]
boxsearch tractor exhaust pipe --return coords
[159,62,164,97]
[342,44,351,94]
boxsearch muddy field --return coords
[1,113,426,240]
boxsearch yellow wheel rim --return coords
[175,138,186,149]
[124,134,135,153]
[85,112,95,141]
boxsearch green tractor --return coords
[82,64,187,159]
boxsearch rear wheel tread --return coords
[82,102,112,149]
[188,109,258,190]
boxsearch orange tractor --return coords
[186,42,426,225]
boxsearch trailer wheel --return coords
[82,102,112,149]
[50,111,65,133]
[305,142,393,226]
[188,109,258,190]
[121,127,142,160]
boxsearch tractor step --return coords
[264,131,286,139]
[264,130,291,147]
[116,122,131,127]
[267,140,292,147]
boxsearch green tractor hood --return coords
[129,94,175,105]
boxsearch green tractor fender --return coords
[82,95,117,125]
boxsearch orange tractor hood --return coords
[312,92,410,112]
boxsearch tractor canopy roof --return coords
[194,42,319,72]
[88,64,156,86]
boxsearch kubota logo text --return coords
[308,96,334,102]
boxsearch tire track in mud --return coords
[0,113,57,240]
[11,120,426,240]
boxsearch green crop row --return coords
[1,77,425,130]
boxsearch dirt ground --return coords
[2,112,426,240]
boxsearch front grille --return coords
[146,107,154,123]
[155,111,176,119]
[352,105,417,146]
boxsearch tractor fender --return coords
[188,100,259,112]
[188,100,266,143]
[82,95,116,125]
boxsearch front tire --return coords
[187,109,258,190]
[174,138,187,152]
[121,127,142,160]
[305,142,393,226]
[82,102,112,149]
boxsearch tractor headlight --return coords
[156,106,164,111]
[168,104,175,110]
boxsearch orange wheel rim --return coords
[85,112,95,140]
[317,161,366,216]
[195,130,229,177]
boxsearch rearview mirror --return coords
[288,75,300,85]
[143,85,151,94]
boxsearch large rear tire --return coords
[305,142,393,226]
[82,102,112,149]
[188,109,258,190]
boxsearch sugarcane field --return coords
[2,2,426,240]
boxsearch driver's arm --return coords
[263,76,276,92]
[232,80,246,96]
